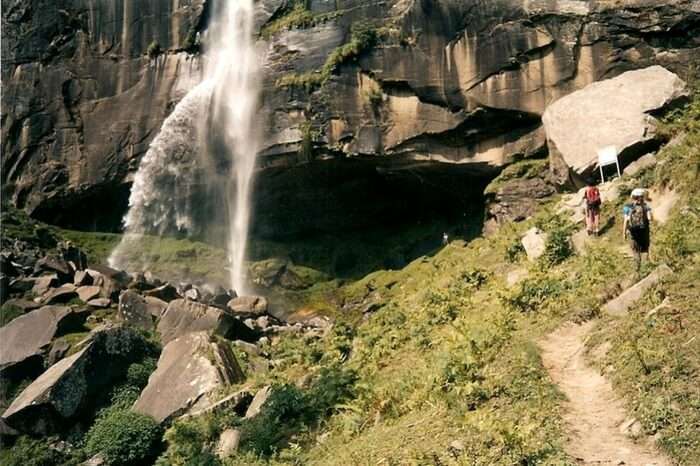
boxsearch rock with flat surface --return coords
[117,291,156,331]
[2,327,148,434]
[87,298,111,309]
[2,298,41,313]
[216,428,241,459]
[521,228,547,261]
[42,284,78,305]
[31,275,59,296]
[544,66,687,186]
[144,284,180,302]
[227,296,268,318]
[77,286,101,302]
[603,264,673,316]
[0,306,88,375]
[132,331,244,423]
[245,385,272,419]
[157,299,255,345]
[73,270,93,286]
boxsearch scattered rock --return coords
[42,284,78,305]
[31,275,59,296]
[184,287,201,301]
[2,326,149,434]
[76,286,101,303]
[623,153,657,177]
[216,428,241,459]
[144,296,168,318]
[87,298,111,309]
[521,227,547,261]
[144,283,180,302]
[184,389,253,419]
[132,331,244,423]
[157,299,257,345]
[35,256,73,282]
[80,454,106,466]
[603,264,673,316]
[620,417,644,438]
[73,270,93,286]
[544,66,688,186]
[245,385,272,419]
[0,305,88,376]
[648,187,680,225]
[117,291,156,331]
[227,296,269,318]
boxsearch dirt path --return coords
[540,321,671,466]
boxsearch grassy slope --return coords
[2,92,697,466]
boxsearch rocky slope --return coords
[2,0,699,236]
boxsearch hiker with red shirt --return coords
[582,179,601,236]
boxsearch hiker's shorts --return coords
[630,228,650,253]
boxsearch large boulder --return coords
[132,332,244,423]
[157,299,256,345]
[2,327,149,434]
[544,66,688,186]
[603,264,673,316]
[117,291,157,331]
[0,306,88,378]
[227,296,269,319]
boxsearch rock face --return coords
[544,66,688,186]
[3,0,699,238]
[132,331,244,423]
[1,0,206,230]
[2,327,148,434]
[0,305,88,376]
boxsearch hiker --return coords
[442,232,449,245]
[582,179,601,235]
[623,188,653,271]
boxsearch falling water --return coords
[109,0,262,295]
[207,0,262,295]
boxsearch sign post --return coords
[597,146,620,182]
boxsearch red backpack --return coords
[586,187,601,207]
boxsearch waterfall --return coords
[109,0,262,295]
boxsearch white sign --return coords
[597,146,618,166]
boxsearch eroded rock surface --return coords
[132,331,244,423]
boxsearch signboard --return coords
[597,145,620,182]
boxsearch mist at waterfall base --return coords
[109,0,262,295]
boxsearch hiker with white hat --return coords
[623,188,654,272]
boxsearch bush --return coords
[502,274,567,313]
[0,303,24,326]
[85,410,162,465]
[0,436,66,466]
[147,41,162,59]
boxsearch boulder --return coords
[10,277,38,294]
[76,286,101,303]
[35,256,73,282]
[132,332,244,423]
[2,327,148,434]
[42,284,78,305]
[227,296,269,318]
[184,287,201,301]
[1,298,41,313]
[544,66,687,186]
[216,428,241,459]
[87,298,111,309]
[144,296,169,318]
[521,228,547,261]
[73,270,93,286]
[31,275,59,296]
[86,266,130,300]
[157,299,257,345]
[603,264,673,316]
[117,291,156,331]
[144,283,180,302]
[0,306,88,377]
[244,385,272,419]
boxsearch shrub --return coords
[502,274,567,313]
[147,41,162,59]
[84,410,163,465]
[0,303,24,326]
[536,214,576,266]
[0,436,66,466]
[126,357,158,388]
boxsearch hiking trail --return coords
[540,321,671,466]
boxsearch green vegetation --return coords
[276,22,379,91]
[147,41,162,59]
[484,158,549,195]
[0,302,24,326]
[85,410,162,465]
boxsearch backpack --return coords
[586,187,601,208]
[628,203,648,231]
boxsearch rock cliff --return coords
[2,0,699,235]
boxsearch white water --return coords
[109,0,262,295]
[207,0,262,295]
